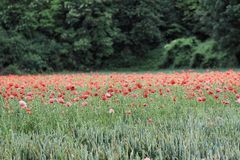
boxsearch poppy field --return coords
[0,70,240,159]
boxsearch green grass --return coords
[0,88,240,160]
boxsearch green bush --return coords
[160,38,236,68]
[160,37,198,68]
[0,64,21,75]
[19,53,48,73]
[191,40,237,68]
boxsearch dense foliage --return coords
[0,0,239,73]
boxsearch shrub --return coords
[0,65,21,75]
[19,53,48,73]
[160,37,198,68]
[191,40,237,68]
[160,37,236,68]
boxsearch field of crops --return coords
[0,70,240,159]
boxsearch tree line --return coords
[0,0,239,74]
